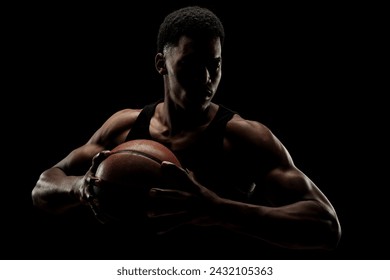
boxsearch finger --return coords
[90,150,111,173]
[161,161,188,176]
[85,175,99,186]
[149,188,192,200]
[148,188,196,215]
[160,161,195,191]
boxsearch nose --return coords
[198,66,211,85]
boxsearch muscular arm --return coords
[216,118,342,250]
[31,144,105,213]
[218,165,341,250]
[154,116,341,250]
[31,109,140,214]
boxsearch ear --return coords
[155,53,167,75]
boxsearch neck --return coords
[158,100,217,136]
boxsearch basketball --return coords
[92,139,181,223]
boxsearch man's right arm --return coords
[31,108,141,214]
[31,143,106,214]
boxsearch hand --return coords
[147,161,222,234]
[79,150,111,223]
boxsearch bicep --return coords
[262,166,319,206]
[259,141,330,207]
[234,121,328,207]
[227,118,331,207]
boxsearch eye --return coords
[208,59,221,71]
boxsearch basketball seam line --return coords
[112,149,163,164]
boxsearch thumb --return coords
[160,161,191,188]
[90,150,111,173]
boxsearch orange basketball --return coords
[92,139,181,223]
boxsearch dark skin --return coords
[32,35,341,250]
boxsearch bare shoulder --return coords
[100,108,142,130]
[225,114,291,167]
[53,108,142,173]
[88,108,142,148]
[226,115,280,150]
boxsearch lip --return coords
[200,89,213,101]
[199,88,213,98]
[205,88,213,97]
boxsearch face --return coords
[160,36,222,112]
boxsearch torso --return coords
[76,101,297,259]
[125,100,258,202]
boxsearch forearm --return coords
[32,167,83,214]
[214,198,341,250]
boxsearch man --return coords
[32,6,341,259]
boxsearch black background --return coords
[3,1,388,260]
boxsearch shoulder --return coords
[225,114,292,168]
[53,108,144,173]
[103,108,142,129]
[225,114,277,149]
[88,108,142,149]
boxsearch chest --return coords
[172,131,256,201]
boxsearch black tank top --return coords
[126,99,235,144]
[124,100,257,200]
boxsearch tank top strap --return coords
[125,99,162,141]
[126,101,236,142]
[207,104,237,133]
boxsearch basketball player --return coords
[32,6,341,258]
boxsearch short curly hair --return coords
[157,6,225,53]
